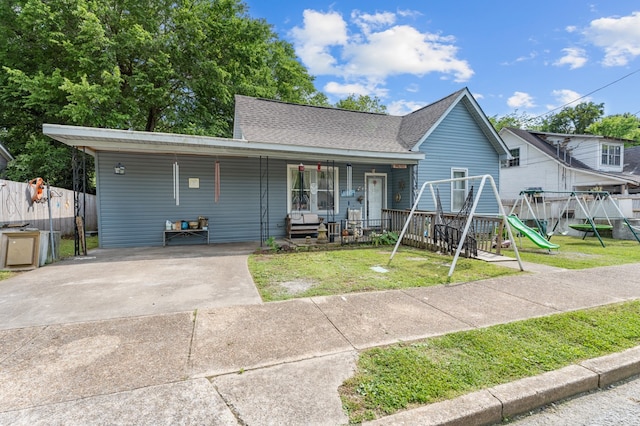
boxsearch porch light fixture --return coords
[114,162,125,175]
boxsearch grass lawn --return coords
[502,234,640,269]
[249,247,519,301]
[248,235,640,423]
[249,234,640,301]
[341,300,640,423]
[58,235,99,258]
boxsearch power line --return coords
[532,67,640,120]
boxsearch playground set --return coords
[509,189,640,248]
[390,174,524,277]
[390,177,640,277]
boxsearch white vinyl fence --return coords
[0,179,96,236]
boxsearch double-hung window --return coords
[501,148,520,168]
[451,168,468,211]
[288,165,339,213]
[601,144,621,166]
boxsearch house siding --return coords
[97,152,269,248]
[499,134,572,200]
[96,152,394,247]
[415,103,501,213]
[500,131,629,200]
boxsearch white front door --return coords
[365,173,386,227]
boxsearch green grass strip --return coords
[340,301,640,423]
[249,247,517,301]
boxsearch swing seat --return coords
[569,223,612,232]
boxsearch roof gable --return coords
[399,88,509,155]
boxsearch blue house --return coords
[43,87,509,248]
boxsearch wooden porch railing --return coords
[382,209,506,256]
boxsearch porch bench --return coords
[286,213,321,239]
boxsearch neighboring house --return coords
[623,146,640,194]
[0,143,12,174]
[43,87,509,248]
[499,128,640,200]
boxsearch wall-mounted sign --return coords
[189,178,200,188]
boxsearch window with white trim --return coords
[451,168,468,211]
[287,164,339,213]
[601,144,621,166]
[501,148,520,168]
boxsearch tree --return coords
[0,0,322,188]
[489,111,540,131]
[539,102,604,134]
[587,114,640,145]
[335,94,387,113]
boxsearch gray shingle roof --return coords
[233,88,499,155]
[234,95,405,153]
[505,127,592,170]
[397,89,464,150]
[624,146,640,175]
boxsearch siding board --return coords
[416,103,500,213]
[96,153,395,248]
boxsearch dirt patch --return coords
[280,280,316,295]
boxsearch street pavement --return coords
[510,376,640,425]
[1,244,639,425]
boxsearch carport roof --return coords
[43,123,424,165]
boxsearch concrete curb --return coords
[365,345,640,425]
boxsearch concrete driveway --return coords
[0,242,262,330]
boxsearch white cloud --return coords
[584,11,640,66]
[290,10,349,74]
[388,100,425,115]
[290,9,474,84]
[565,25,578,33]
[546,89,590,110]
[405,83,420,93]
[351,10,396,34]
[553,47,588,69]
[507,92,536,109]
[342,25,473,81]
[396,9,422,19]
[501,51,537,66]
[323,81,388,99]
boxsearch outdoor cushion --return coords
[303,214,319,224]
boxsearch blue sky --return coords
[244,1,640,119]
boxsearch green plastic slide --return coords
[506,215,560,250]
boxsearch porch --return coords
[286,209,507,258]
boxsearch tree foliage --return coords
[335,94,388,113]
[0,0,321,188]
[587,114,640,145]
[539,102,604,134]
[489,111,540,131]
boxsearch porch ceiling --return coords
[43,124,423,165]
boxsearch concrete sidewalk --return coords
[1,262,640,425]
